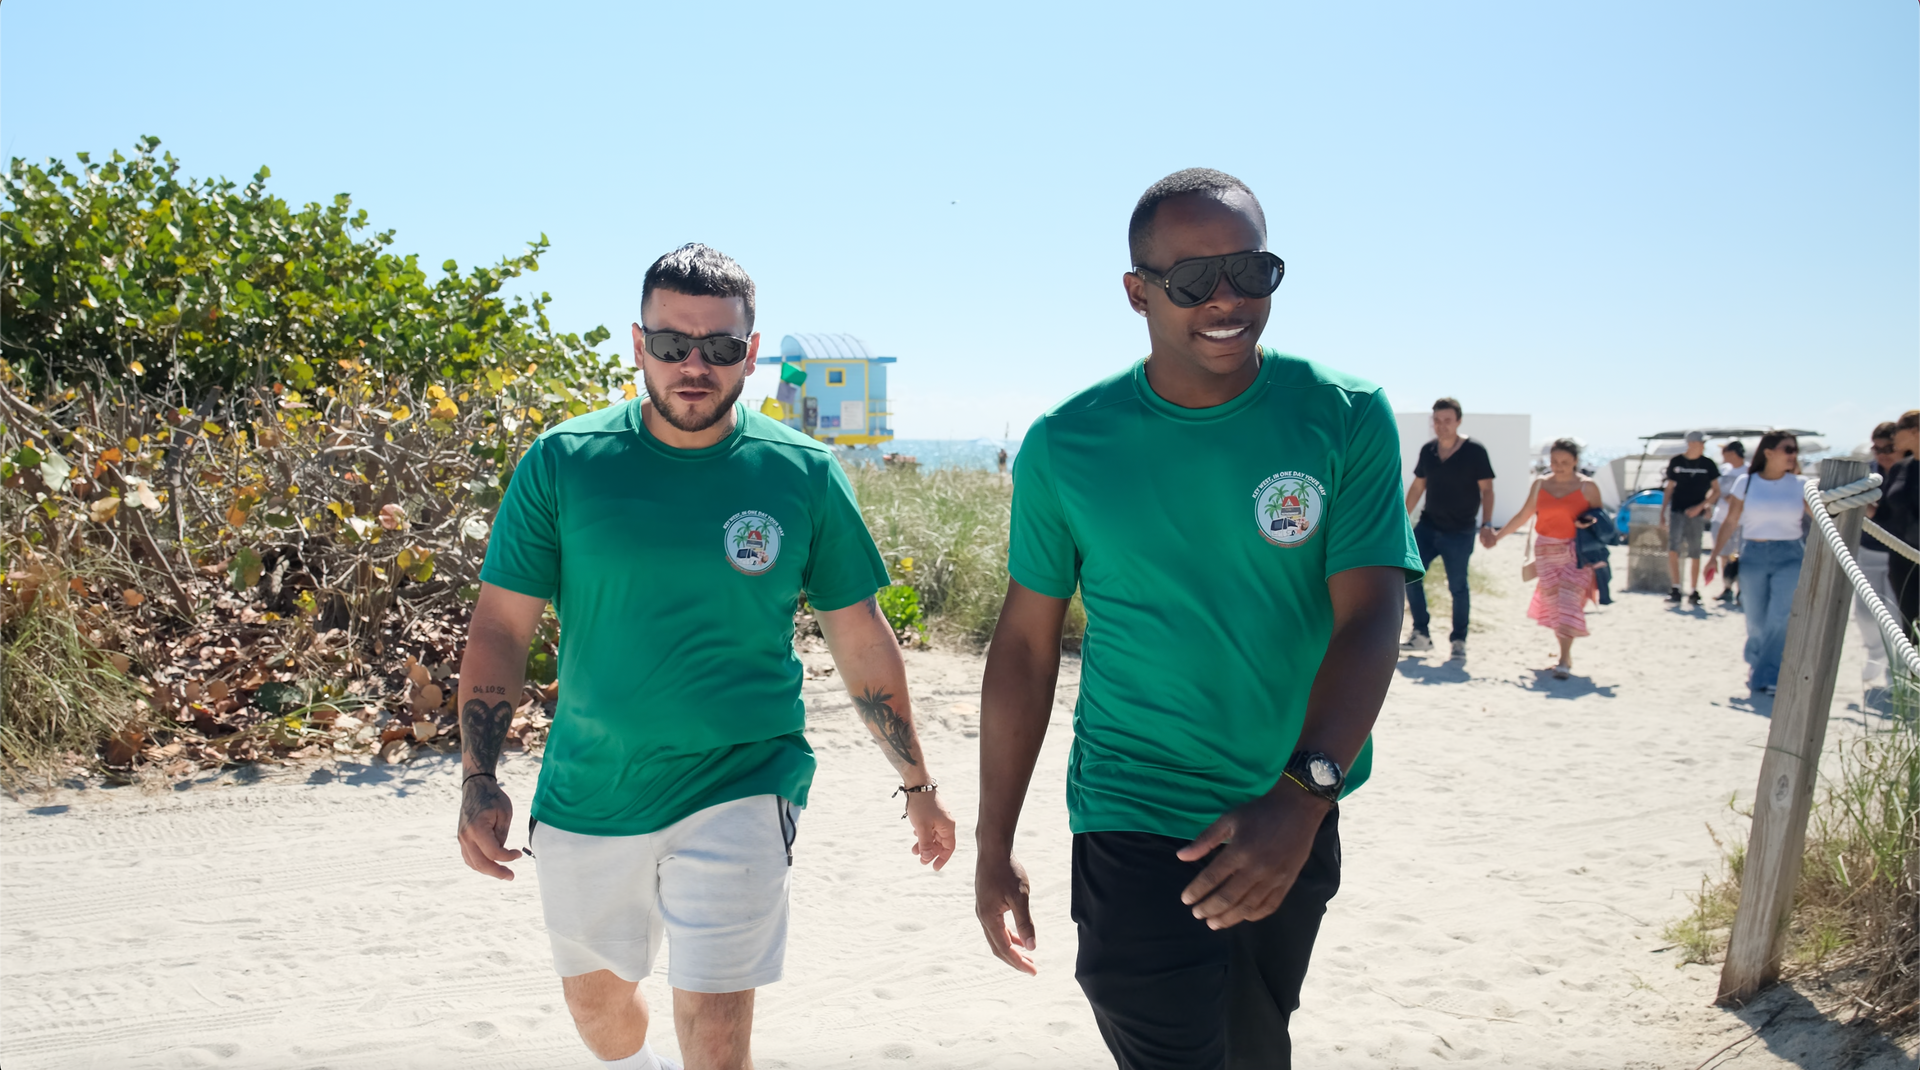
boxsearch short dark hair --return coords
[1872,420,1897,443]
[642,243,756,331]
[1128,168,1267,267]
[1549,437,1581,459]
[1898,409,1920,433]
[1433,397,1463,419]
[1722,440,1747,458]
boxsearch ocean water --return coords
[836,438,1022,472]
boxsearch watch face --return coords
[1308,757,1338,787]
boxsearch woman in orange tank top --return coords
[1490,438,1604,678]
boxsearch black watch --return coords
[1284,751,1344,804]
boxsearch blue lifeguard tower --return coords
[762,333,896,447]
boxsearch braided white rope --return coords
[1819,473,1883,513]
[1862,517,1920,566]
[1805,476,1920,678]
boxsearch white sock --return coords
[600,1041,678,1070]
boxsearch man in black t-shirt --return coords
[1403,397,1496,659]
[1663,431,1721,606]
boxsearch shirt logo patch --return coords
[1253,472,1326,547]
[723,511,784,575]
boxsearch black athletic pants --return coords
[1071,809,1340,1070]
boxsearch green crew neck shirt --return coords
[1009,349,1422,841]
[480,401,888,837]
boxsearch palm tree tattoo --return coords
[851,686,918,767]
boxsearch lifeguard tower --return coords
[761,333,896,446]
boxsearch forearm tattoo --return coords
[460,769,510,826]
[462,698,514,776]
[852,686,919,767]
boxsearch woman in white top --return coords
[1706,432,1808,694]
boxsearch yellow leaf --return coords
[623,382,640,400]
[124,437,140,453]
[430,398,459,421]
[89,497,121,523]
[326,501,349,520]
[426,384,448,400]
[201,421,223,436]
[100,448,122,463]
[128,361,145,376]
[389,406,411,422]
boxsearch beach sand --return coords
[3,535,1915,1069]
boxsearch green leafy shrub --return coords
[2,137,620,402]
[876,583,927,643]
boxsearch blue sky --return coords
[4,1,1914,448]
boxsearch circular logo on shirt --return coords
[1253,472,1326,547]
[723,510,784,575]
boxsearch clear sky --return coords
[4,2,1915,449]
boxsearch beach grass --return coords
[1665,692,1918,1035]
[0,567,155,782]
[844,462,1084,649]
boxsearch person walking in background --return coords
[1490,439,1601,679]
[1852,422,1901,702]
[1709,441,1747,604]
[1401,397,1496,660]
[1707,431,1811,695]
[1876,411,1920,638]
[1662,431,1720,607]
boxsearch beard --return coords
[643,366,747,433]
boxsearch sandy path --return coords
[3,536,1914,1068]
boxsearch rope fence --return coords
[1808,473,1920,679]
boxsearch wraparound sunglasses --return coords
[642,329,751,367]
[1133,251,1285,307]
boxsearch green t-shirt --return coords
[481,401,888,836]
[1009,350,1422,841]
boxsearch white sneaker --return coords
[1402,631,1433,651]
[1450,639,1467,660]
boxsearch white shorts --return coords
[531,794,801,993]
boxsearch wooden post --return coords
[1717,457,1866,1004]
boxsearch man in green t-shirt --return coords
[973,171,1419,1070]
[456,244,957,1070]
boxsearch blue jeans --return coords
[1407,521,1477,643]
[1740,537,1805,690]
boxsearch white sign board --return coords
[1395,412,1532,528]
[839,400,865,433]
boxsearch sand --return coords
[3,534,1916,1069]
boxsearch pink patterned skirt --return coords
[1527,535,1593,638]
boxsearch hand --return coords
[1177,787,1329,930]
[1687,504,1705,518]
[1479,527,1497,548]
[457,775,522,880]
[1704,559,1718,584]
[975,850,1038,974]
[906,789,958,870]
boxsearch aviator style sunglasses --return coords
[642,328,751,367]
[1133,251,1285,308]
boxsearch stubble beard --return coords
[643,366,747,433]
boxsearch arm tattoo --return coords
[860,596,881,620]
[461,698,514,776]
[851,686,919,767]
[469,684,507,695]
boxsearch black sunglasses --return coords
[642,329,751,367]
[1133,251,1284,308]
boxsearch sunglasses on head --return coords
[1134,251,1285,308]
[642,328,750,367]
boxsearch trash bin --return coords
[1627,502,1668,593]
